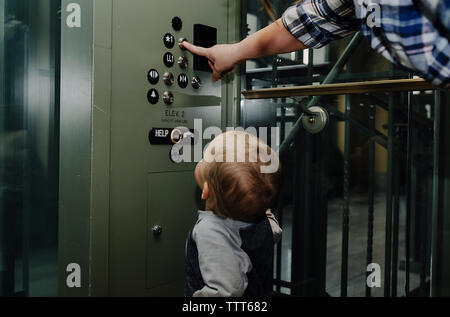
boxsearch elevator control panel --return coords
[146,17,219,111]
[142,13,224,166]
[107,0,230,296]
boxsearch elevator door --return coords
[0,0,60,297]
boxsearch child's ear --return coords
[201,182,210,200]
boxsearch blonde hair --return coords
[202,131,282,223]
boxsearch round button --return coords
[170,129,183,144]
[172,17,182,31]
[178,74,188,88]
[178,56,188,69]
[147,89,159,105]
[163,33,175,49]
[147,69,159,85]
[178,37,187,50]
[163,52,175,68]
[192,76,202,89]
[163,72,174,86]
[163,91,174,105]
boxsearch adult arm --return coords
[182,18,306,82]
[182,0,359,81]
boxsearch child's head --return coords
[194,131,281,223]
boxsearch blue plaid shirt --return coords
[282,0,450,88]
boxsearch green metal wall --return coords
[58,0,241,296]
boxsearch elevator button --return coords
[172,17,182,31]
[170,129,183,144]
[178,37,187,50]
[147,89,159,105]
[149,127,195,145]
[192,76,202,89]
[163,72,174,86]
[178,56,188,69]
[163,91,174,105]
[163,33,175,49]
[147,69,159,85]
[163,52,175,68]
[178,74,188,88]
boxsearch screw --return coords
[152,225,163,236]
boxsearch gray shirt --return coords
[190,210,281,297]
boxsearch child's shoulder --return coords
[196,210,255,228]
[194,210,226,230]
[193,210,244,239]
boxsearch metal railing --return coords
[242,31,444,296]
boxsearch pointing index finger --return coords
[181,41,209,58]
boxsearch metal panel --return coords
[90,0,113,297]
[146,171,197,291]
[58,0,240,297]
[59,0,93,296]
[107,0,231,296]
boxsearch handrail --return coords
[274,32,364,156]
[242,78,435,99]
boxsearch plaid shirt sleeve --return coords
[282,0,450,88]
[282,0,360,49]
[357,0,450,88]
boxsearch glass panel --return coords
[0,0,60,297]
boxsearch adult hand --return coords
[181,18,306,81]
[181,42,240,82]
